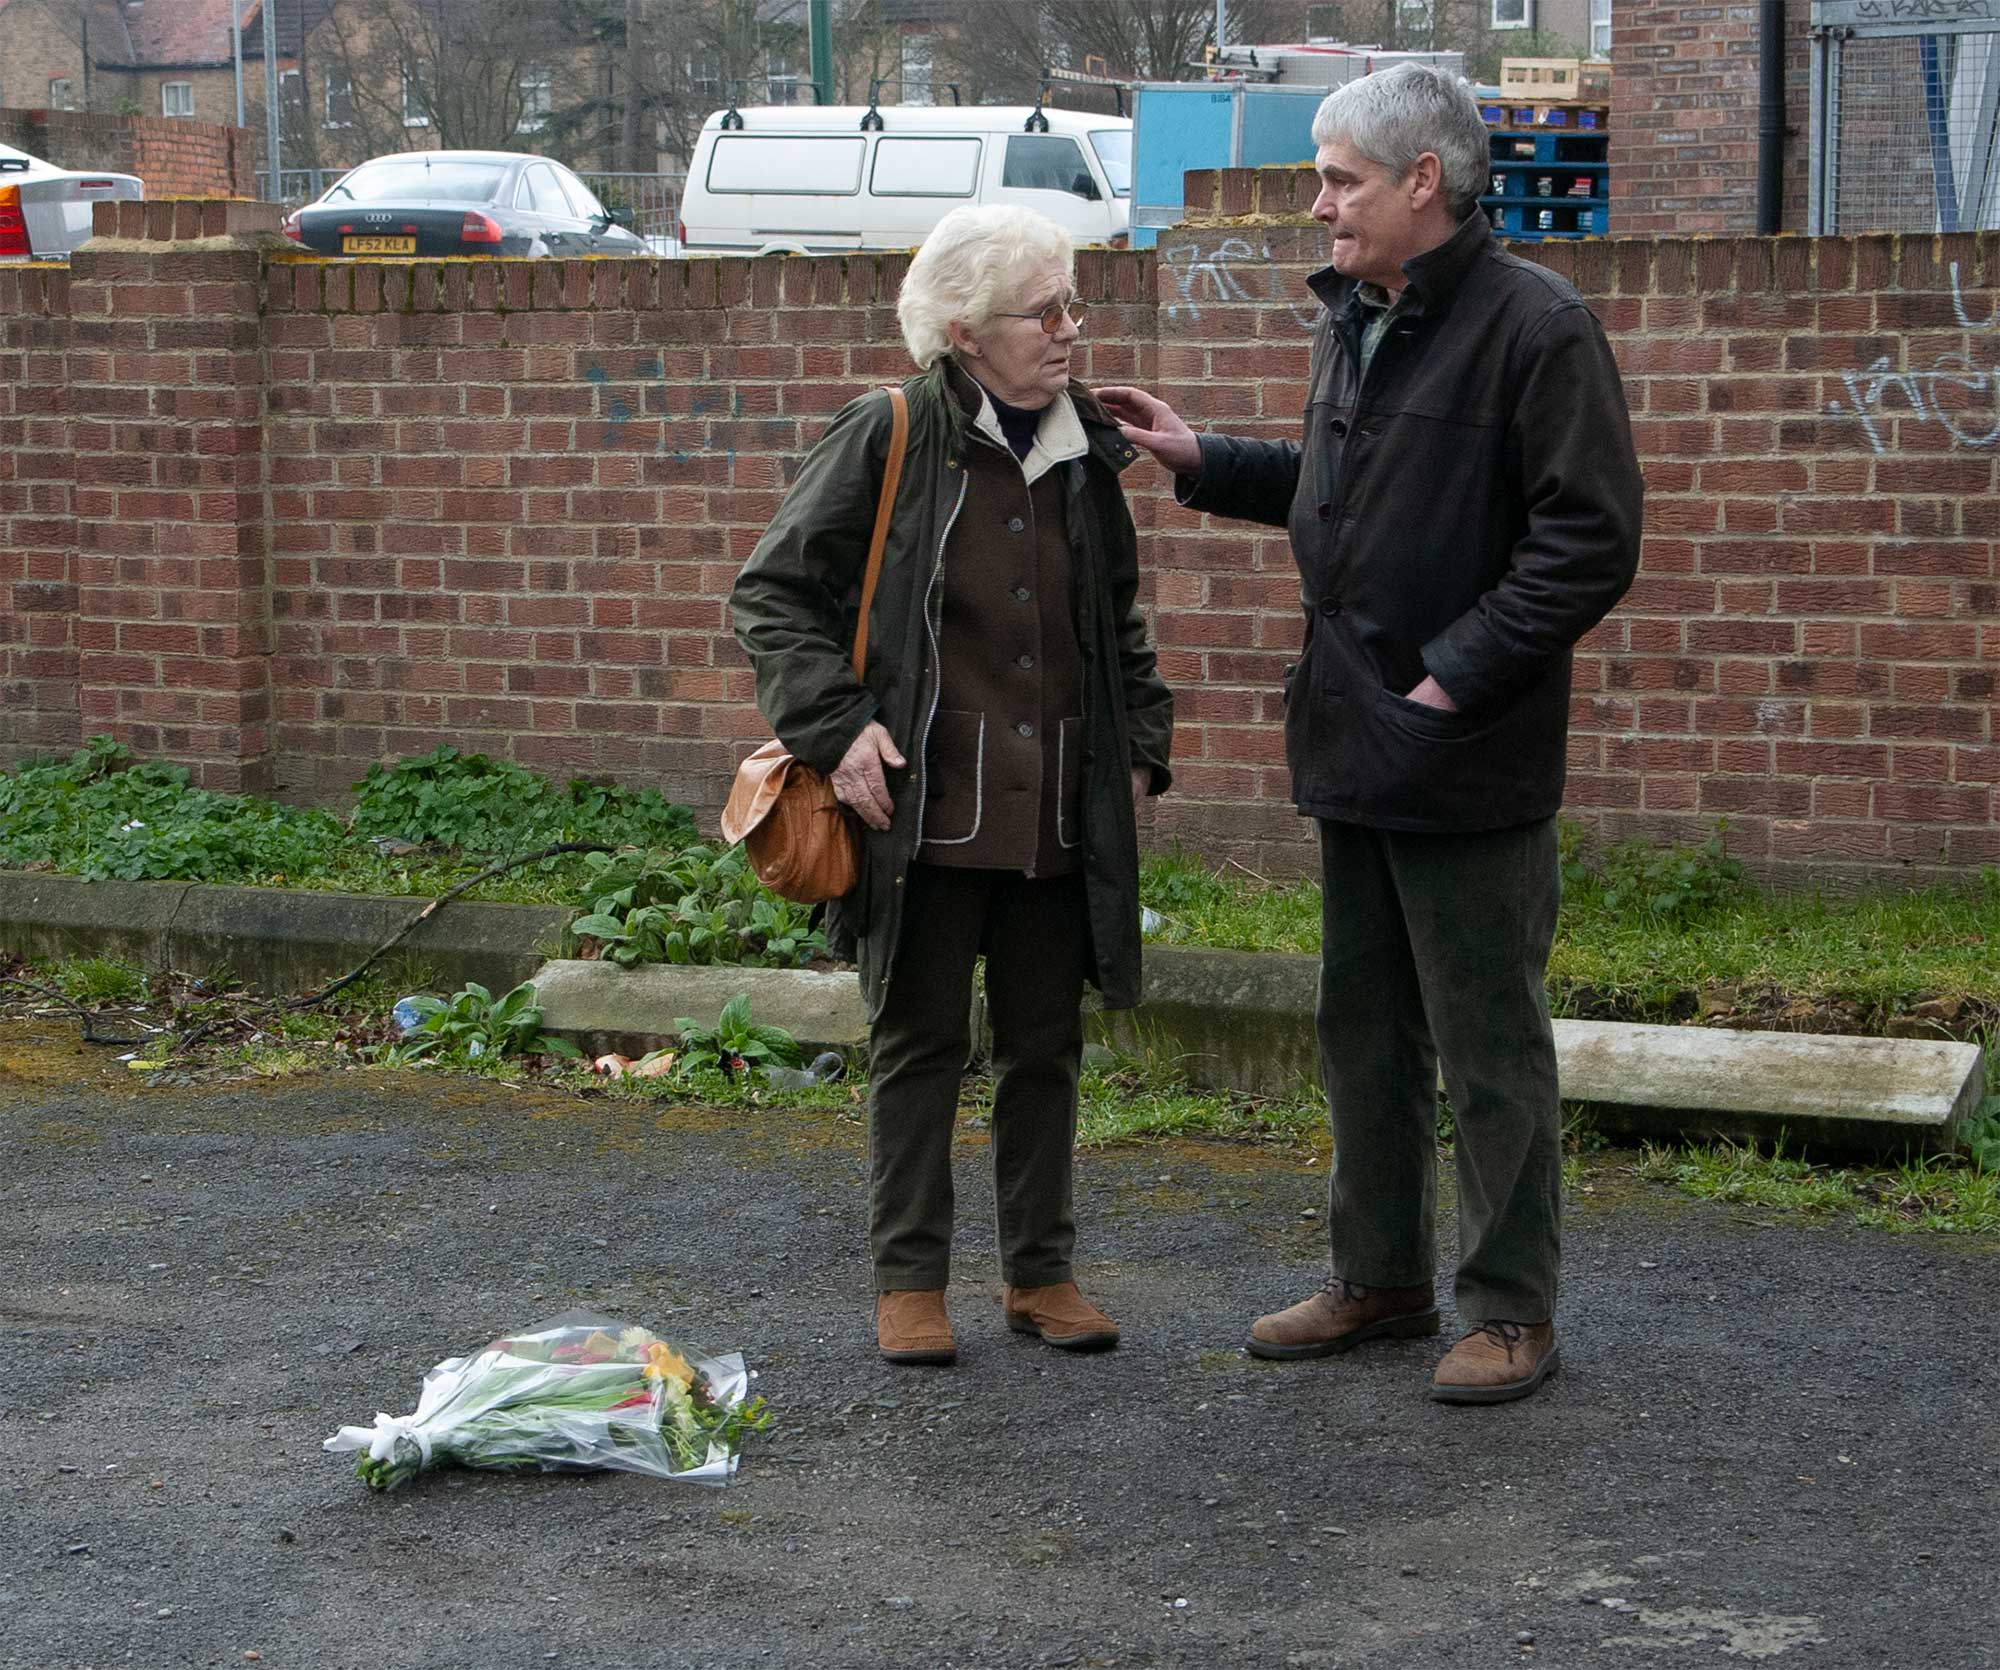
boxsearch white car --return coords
[0,142,144,260]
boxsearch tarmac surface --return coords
[2,1020,1996,1670]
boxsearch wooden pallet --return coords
[1481,101,1611,131]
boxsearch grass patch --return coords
[1637,1139,2000,1235]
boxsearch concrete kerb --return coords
[0,873,1985,1157]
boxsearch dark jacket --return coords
[1179,210,1643,831]
[729,359,1174,1021]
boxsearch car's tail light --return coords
[280,209,305,245]
[675,218,685,247]
[460,210,503,246]
[0,185,31,259]
[73,179,118,191]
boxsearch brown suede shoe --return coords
[1246,1278,1440,1360]
[876,1289,956,1366]
[1431,1320,1559,1404]
[1003,1281,1120,1351]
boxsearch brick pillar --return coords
[0,261,77,759]
[68,198,278,793]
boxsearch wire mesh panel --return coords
[1813,3,2000,233]
[578,173,686,241]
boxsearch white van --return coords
[677,104,1132,255]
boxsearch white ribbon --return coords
[323,1411,436,1465]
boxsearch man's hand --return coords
[1404,675,1459,713]
[830,720,905,831]
[1096,386,1203,476]
[1131,766,1150,821]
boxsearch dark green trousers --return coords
[1314,816,1562,1325]
[867,863,1089,1292]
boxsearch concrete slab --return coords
[529,958,870,1057]
[1554,1018,1986,1155]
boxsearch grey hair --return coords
[1310,62,1491,221]
[897,204,1075,368]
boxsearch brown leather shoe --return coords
[1246,1278,1439,1360]
[1431,1320,1559,1404]
[1003,1281,1120,1351]
[876,1289,956,1366]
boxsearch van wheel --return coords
[754,242,809,257]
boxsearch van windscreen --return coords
[707,136,865,195]
[1089,130,1132,198]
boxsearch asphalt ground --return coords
[2,1019,1995,1670]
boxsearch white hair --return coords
[897,204,1075,368]
[1310,62,1491,221]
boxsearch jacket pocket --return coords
[1373,685,1487,741]
[921,708,985,846]
[1056,716,1084,849]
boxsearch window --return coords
[323,70,354,129]
[518,66,552,133]
[162,81,194,118]
[706,135,864,194]
[1003,134,1097,199]
[328,159,505,203]
[1399,0,1435,44]
[517,163,569,216]
[1491,0,1532,26]
[1590,0,1612,57]
[871,137,980,197]
[688,51,720,107]
[558,167,608,220]
[900,31,934,106]
[766,47,800,105]
[1088,129,1131,197]
[402,63,429,127]
[49,78,75,111]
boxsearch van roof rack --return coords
[861,78,962,129]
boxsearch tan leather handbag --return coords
[720,387,909,904]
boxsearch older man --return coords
[1101,64,1641,1403]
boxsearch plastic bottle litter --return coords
[391,998,428,1036]
[1140,906,1164,938]
[762,1051,846,1092]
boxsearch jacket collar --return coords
[934,356,1140,476]
[1306,207,1494,321]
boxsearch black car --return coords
[283,150,648,258]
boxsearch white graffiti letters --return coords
[1824,262,2000,454]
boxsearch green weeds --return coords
[1637,1138,2000,1235]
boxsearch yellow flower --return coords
[641,1342,694,1388]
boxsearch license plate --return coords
[342,235,416,254]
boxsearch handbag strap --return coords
[849,386,908,683]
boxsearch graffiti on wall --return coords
[1160,237,1319,332]
[1822,262,2000,454]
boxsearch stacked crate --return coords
[1477,61,1610,242]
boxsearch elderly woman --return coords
[730,204,1173,1368]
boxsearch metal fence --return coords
[1811,0,2000,233]
[577,172,685,239]
[256,167,352,208]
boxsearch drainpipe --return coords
[1756,0,1785,233]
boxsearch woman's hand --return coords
[1096,386,1203,476]
[831,721,906,831]
[1131,766,1150,821]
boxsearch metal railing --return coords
[577,171,685,239]
[257,166,352,208]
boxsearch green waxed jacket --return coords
[729,359,1175,1022]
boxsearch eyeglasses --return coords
[994,299,1087,335]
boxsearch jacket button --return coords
[1013,586,1031,602]
[1330,417,1348,437]
[1319,598,1343,616]
[1017,653,1034,670]
[1007,516,1025,533]
[1016,721,1035,738]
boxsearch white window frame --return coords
[688,50,720,106]
[323,69,354,130]
[1589,0,1612,57]
[900,30,934,106]
[517,66,553,134]
[401,63,429,127]
[1491,0,1533,28]
[162,81,195,118]
[49,78,75,111]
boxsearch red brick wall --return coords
[0,109,254,199]
[2,184,1996,882]
[1610,0,1811,236]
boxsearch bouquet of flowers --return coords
[324,1312,772,1491]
